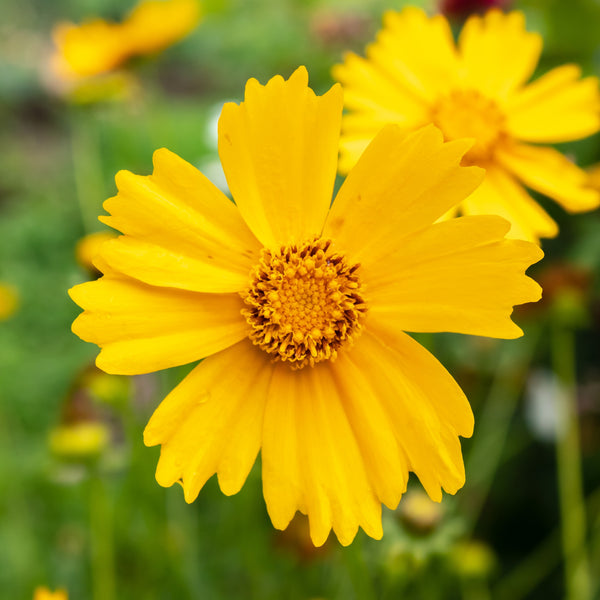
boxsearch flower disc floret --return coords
[242,237,367,368]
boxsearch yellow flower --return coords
[0,283,18,320]
[76,231,118,274]
[121,0,202,56]
[333,8,600,243]
[33,588,68,600]
[51,0,201,79]
[49,422,109,460]
[588,163,600,192]
[69,67,542,546]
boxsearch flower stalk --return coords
[551,321,591,600]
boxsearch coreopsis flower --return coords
[33,588,67,600]
[333,8,600,243]
[588,163,600,192]
[76,231,118,277]
[49,422,109,460]
[69,67,542,546]
[51,0,201,80]
[0,283,18,320]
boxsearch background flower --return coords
[50,0,201,80]
[333,7,600,242]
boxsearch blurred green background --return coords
[1,0,599,598]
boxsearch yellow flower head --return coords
[76,231,119,273]
[588,163,600,192]
[51,0,201,79]
[333,8,600,243]
[33,588,68,600]
[0,283,19,321]
[49,422,109,460]
[69,67,543,546]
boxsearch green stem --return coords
[551,322,591,600]
[460,578,493,600]
[70,110,105,235]
[341,535,377,600]
[463,333,539,532]
[494,485,600,600]
[89,470,116,600]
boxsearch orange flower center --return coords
[431,89,506,165]
[242,238,367,369]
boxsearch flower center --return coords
[431,89,506,165]
[242,237,367,369]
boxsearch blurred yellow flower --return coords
[588,163,600,191]
[69,67,542,546]
[0,283,19,320]
[398,489,443,534]
[33,587,68,600]
[76,231,118,273]
[49,422,109,460]
[450,540,497,578]
[334,8,600,243]
[51,0,201,79]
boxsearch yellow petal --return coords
[145,340,272,500]
[506,65,600,143]
[337,134,371,175]
[33,587,68,600]
[333,50,430,173]
[99,235,252,294]
[496,143,600,213]
[458,11,542,98]
[343,329,472,502]
[333,7,458,173]
[329,352,409,510]
[333,53,428,122]
[262,362,383,546]
[101,148,260,293]
[367,6,458,101]
[52,19,126,78]
[365,215,543,338]
[374,7,460,98]
[122,0,201,56]
[218,66,342,248]
[324,124,484,264]
[461,167,558,242]
[69,274,247,375]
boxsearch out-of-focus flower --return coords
[334,8,600,243]
[397,489,443,535]
[119,0,202,57]
[525,369,568,442]
[440,0,511,19]
[49,365,124,462]
[69,67,542,546]
[64,72,139,105]
[587,163,600,191]
[49,421,110,460]
[76,231,118,277]
[0,283,18,320]
[51,0,201,79]
[33,587,68,600]
[450,540,496,578]
[83,369,131,407]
